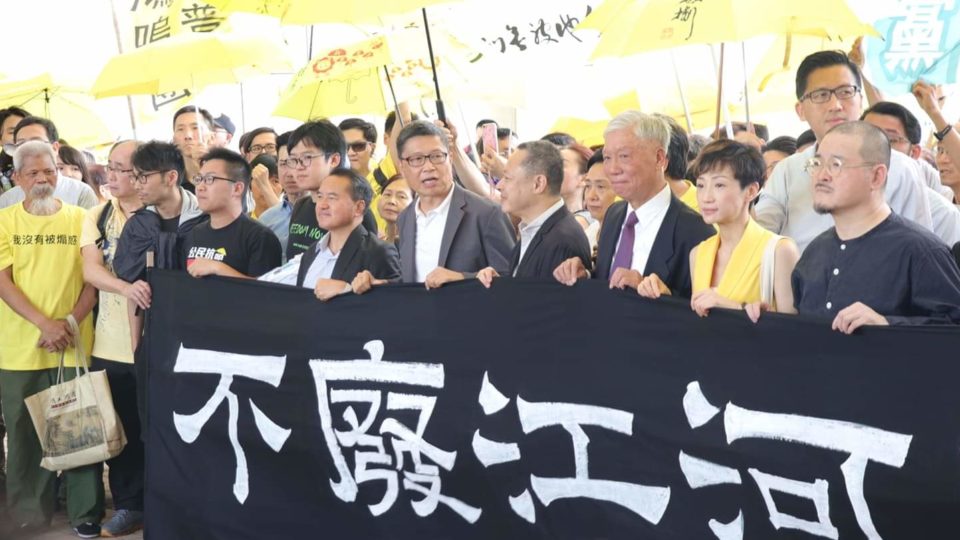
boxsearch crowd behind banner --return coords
[0,45,959,539]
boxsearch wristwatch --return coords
[934,124,955,141]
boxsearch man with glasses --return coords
[755,50,932,253]
[389,121,514,287]
[339,118,388,232]
[257,131,300,261]
[0,141,103,538]
[339,118,377,178]
[861,102,960,246]
[184,148,281,279]
[78,140,148,537]
[284,120,377,259]
[764,122,960,332]
[241,127,278,163]
[0,116,98,210]
[114,141,206,351]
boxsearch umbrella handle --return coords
[421,8,446,124]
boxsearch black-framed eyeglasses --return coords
[401,151,448,168]
[192,173,238,186]
[134,170,167,184]
[281,153,325,169]
[800,85,860,104]
[347,141,371,153]
[249,144,277,154]
[105,165,135,177]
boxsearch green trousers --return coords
[0,368,104,527]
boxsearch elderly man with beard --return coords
[0,141,103,538]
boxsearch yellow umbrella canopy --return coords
[0,74,112,147]
[204,0,456,25]
[274,29,479,120]
[91,29,292,98]
[581,0,878,59]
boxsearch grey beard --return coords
[27,184,58,215]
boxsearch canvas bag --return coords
[24,317,127,471]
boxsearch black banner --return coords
[144,270,960,539]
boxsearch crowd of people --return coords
[0,48,959,538]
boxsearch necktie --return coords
[611,211,639,273]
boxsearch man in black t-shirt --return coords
[285,120,377,258]
[185,148,281,278]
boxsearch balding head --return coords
[822,121,891,169]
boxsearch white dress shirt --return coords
[927,186,960,245]
[302,235,340,289]
[0,174,99,209]
[414,186,456,282]
[515,199,564,276]
[755,145,934,252]
[612,183,672,274]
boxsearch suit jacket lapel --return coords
[517,206,566,274]
[297,244,319,287]
[597,202,628,279]
[438,186,465,268]
[643,195,679,278]
[399,204,417,281]
[331,225,365,280]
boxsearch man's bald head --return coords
[822,121,891,169]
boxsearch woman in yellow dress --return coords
[638,140,799,316]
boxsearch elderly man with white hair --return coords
[0,141,103,538]
[554,110,715,297]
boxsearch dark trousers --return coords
[91,358,144,512]
[0,368,104,526]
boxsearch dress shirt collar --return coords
[519,199,564,234]
[627,183,672,228]
[416,184,456,220]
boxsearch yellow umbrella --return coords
[91,29,292,98]
[274,29,477,120]
[0,74,113,148]
[580,0,878,59]
[204,0,456,25]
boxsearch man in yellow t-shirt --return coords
[79,140,148,536]
[0,141,103,536]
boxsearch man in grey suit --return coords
[393,121,515,287]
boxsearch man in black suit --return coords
[554,111,714,297]
[296,168,400,300]
[476,140,591,286]
[392,121,515,288]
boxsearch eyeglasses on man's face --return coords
[401,151,448,168]
[192,173,238,186]
[800,85,860,104]
[249,144,277,155]
[803,156,877,176]
[133,170,167,184]
[279,153,325,169]
[347,141,372,153]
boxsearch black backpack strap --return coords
[372,166,389,193]
[95,203,114,249]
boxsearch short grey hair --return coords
[13,140,57,172]
[605,110,671,151]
